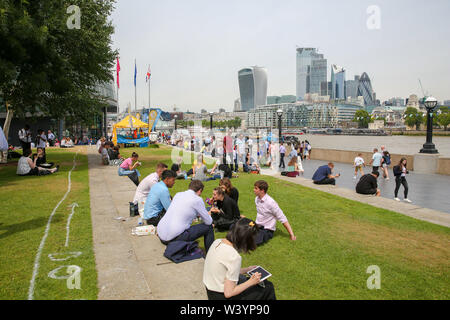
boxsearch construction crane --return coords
[418,79,429,97]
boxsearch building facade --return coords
[357,72,374,106]
[238,66,268,111]
[331,65,346,100]
[296,48,327,100]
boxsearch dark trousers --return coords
[21,141,31,155]
[279,153,285,168]
[395,176,409,198]
[206,274,276,300]
[128,172,140,186]
[256,228,274,246]
[160,223,215,253]
[314,177,336,185]
[146,210,166,226]
[372,166,379,172]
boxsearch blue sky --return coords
[111,0,450,112]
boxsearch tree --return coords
[0,0,118,132]
[437,108,450,131]
[353,110,371,128]
[404,107,424,130]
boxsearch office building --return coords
[357,72,374,106]
[238,66,268,111]
[331,65,346,100]
[296,48,327,100]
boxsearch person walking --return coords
[393,158,411,203]
[381,150,391,180]
[353,153,366,180]
[279,143,286,169]
[369,148,383,173]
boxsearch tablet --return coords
[247,266,272,282]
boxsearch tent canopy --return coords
[114,115,148,128]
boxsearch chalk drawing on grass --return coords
[48,252,82,262]
[28,152,78,300]
[65,203,79,247]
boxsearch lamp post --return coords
[209,112,214,130]
[277,108,283,143]
[420,96,439,154]
[174,114,178,131]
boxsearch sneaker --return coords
[54,165,60,173]
[353,176,357,180]
[404,199,412,203]
[386,177,390,180]
[394,197,400,201]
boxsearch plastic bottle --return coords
[138,217,143,226]
[184,172,188,180]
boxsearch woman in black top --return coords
[35,147,55,168]
[393,158,411,202]
[219,177,239,205]
[211,187,241,232]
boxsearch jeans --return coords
[118,167,141,186]
[395,176,409,198]
[314,178,336,185]
[279,153,285,168]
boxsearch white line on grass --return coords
[65,203,79,247]
[27,152,78,300]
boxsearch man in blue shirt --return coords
[312,162,340,185]
[144,170,177,226]
[369,148,383,173]
[157,180,215,252]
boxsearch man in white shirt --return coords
[18,125,32,155]
[157,180,215,252]
[36,129,47,149]
[133,162,168,205]
[47,130,55,146]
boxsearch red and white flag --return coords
[116,58,121,88]
[146,65,151,82]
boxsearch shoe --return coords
[404,199,412,203]
[394,197,400,201]
[386,177,390,180]
[353,176,357,180]
[54,165,60,173]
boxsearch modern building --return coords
[331,65,346,100]
[267,95,297,105]
[357,72,374,106]
[238,66,268,112]
[345,76,360,99]
[233,98,241,112]
[296,48,327,100]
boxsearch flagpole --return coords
[148,68,151,109]
[134,59,137,112]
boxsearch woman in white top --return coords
[17,149,59,176]
[203,218,276,300]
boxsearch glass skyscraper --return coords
[357,72,374,106]
[331,64,346,100]
[296,48,327,100]
[238,66,268,111]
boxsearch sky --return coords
[110,0,450,113]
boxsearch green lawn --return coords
[0,147,97,300]
[1,145,449,300]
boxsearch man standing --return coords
[133,162,168,205]
[18,125,32,155]
[36,129,47,150]
[312,162,340,185]
[279,143,286,169]
[356,171,381,196]
[369,148,383,173]
[253,180,296,246]
[47,130,56,147]
[157,180,215,253]
[143,170,177,226]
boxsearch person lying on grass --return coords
[253,180,296,246]
[203,217,276,300]
[16,149,59,176]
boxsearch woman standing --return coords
[393,158,411,203]
[118,152,141,186]
[203,218,276,300]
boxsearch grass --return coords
[0,147,97,300]
[1,145,449,300]
[122,145,450,300]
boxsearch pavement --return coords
[87,146,206,300]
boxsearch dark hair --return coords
[23,149,32,157]
[213,187,225,196]
[171,163,180,172]
[226,218,258,253]
[131,152,139,158]
[161,170,177,180]
[371,171,380,177]
[398,157,407,167]
[189,180,204,192]
[254,180,268,193]
[156,162,168,170]
[25,124,30,130]
[219,177,233,194]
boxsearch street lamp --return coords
[174,114,178,131]
[277,108,283,143]
[209,112,214,130]
[420,96,439,154]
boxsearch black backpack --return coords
[392,165,401,177]
[218,164,232,178]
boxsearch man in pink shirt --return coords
[253,180,296,246]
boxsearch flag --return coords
[146,65,151,82]
[116,58,120,88]
[134,59,137,87]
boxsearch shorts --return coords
[382,164,389,168]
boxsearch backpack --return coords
[383,153,391,165]
[392,165,401,177]
[218,164,232,178]
[163,240,204,264]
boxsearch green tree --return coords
[404,107,424,130]
[353,110,371,128]
[437,108,450,131]
[0,0,117,127]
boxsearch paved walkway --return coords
[87,146,206,300]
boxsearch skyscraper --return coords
[331,65,346,100]
[238,66,268,112]
[345,75,360,99]
[296,48,327,100]
[357,72,374,106]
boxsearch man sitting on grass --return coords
[143,170,176,226]
[253,180,296,246]
[356,171,381,197]
[133,162,168,205]
[312,162,340,185]
[157,180,215,253]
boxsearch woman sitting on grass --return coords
[35,147,55,168]
[203,217,276,300]
[283,156,300,177]
[219,178,239,205]
[118,152,141,186]
[17,149,59,176]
